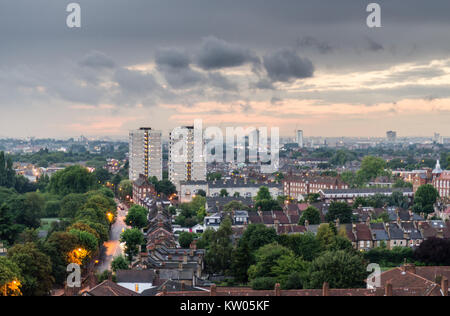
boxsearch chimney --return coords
[183,255,188,264]
[352,223,357,234]
[274,283,281,296]
[385,282,393,296]
[178,263,183,270]
[442,277,448,297]
[402,263,416,275]
[274,219,280,230]
[210,284,217,296]
[322,282,329,297]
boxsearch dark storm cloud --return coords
[196,37,260,70]
[1,0,450,137]
[155,48,191,70]
[263,49,314,82]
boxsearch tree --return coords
[69,229,99,254]
[298,206,321,225]
[7,243,54,296]
[271,254,309,289]
[125,205,148,229]
[413,184,439,215]
[325,202,353,223]
[118,180,133,201]
[219,189,229,197]
[8,194,42,229]
[250,277,277,290]
[223,200,249,213]
[255,187,272,201]
[306,193,320,204]
[254,186,281,212]
[150,178,177,197]
[316,223,337,249]
[306,250,367,289]
[247,243,292,280]
[43,232,79,284]
[59,193,87,218]
[415,238,450,265]
[204,218,233,274]
[93,168,111,185]
[357,156,387,182]
[120,229,144,261]
[0,203,23,245]
[179,232,195,248]
[49,165,96,196]
[197,189,207,197]
[0,257,22,296]
[277,232,322,261]
[393,178,413,189]
[231,240,253,283]
[111,256,130,272]
[389,191,410,209]
[240,224,278,253]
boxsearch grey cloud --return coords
[208,73,238,91]
[79,51,116,69]
[114,68,160,96]
[155,48,191,70]
[263,48,314,82]
[196,36,260,70]
[297,36,333,54]
[251,78,275,90]
[366,38,384,52]
[163,68,205,89]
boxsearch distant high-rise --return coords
[296,130,304,148]
[129,128,162,181]
[169,126,206,191]
[434,133,442,144]
[386,131,397,142]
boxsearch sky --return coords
[1,0,450,139]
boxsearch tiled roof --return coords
[86,280,140,296]
[116,270,155,283]
[355,223,372,241]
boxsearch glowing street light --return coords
[106,212,114,223]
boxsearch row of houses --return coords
[282,175,349,200]
[84,263,450,296]
[179,179,282,203]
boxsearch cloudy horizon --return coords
[1,0,450,139]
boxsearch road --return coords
[96,200,128,273]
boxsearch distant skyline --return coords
[1,1,450,138]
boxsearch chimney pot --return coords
[274,283,281,296]
[385,282,393,296]
[210,284,217,296]
[442,277,448,297]
[322,282,329,297]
